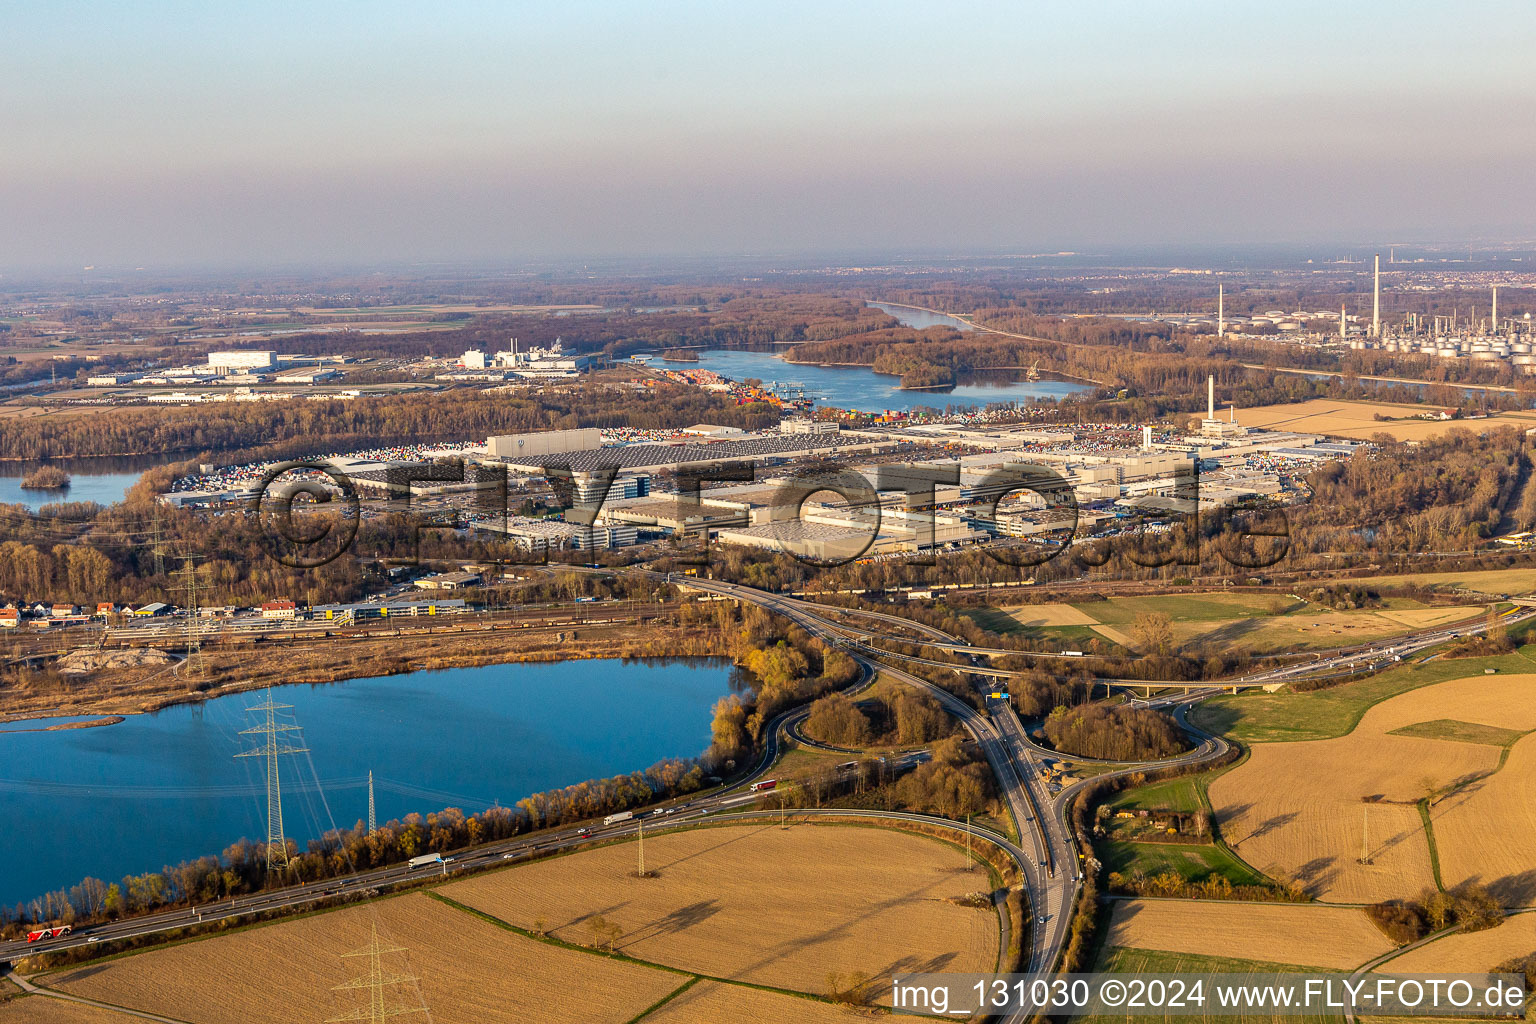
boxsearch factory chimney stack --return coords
[1372,254,1381,338]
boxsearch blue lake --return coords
[866,300,977,331]
[0,658,732,907]
[0,454,179,512]
[689,348,1093,413]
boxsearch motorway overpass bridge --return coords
[841,639,1282,693]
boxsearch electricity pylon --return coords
[149,509,166,578]
[327,924,428,1024]
[172,556,204,676]
[236,687,308,874]
[367,771,376,834]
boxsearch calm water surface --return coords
[690,348,1092,413]
[0,658,732,906]
[0,454,182,511]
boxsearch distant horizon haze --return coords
[3,0,1533,271]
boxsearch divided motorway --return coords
[0,733,926,965]
[9,568,1477,1008]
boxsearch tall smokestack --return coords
[1142,425,1152,450]
[1340,303,1347,339]
[1372,254,1381,338]
[1217,283,1224,338]
[1493,286,1499,335]
[1207,375,1215,420]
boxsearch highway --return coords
[5,568,1497,1020]
[667,572,1499,994]
[0,736,929,966]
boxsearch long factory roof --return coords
[498,432,887,473]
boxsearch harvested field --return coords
[1194,649,1536,744]
[1209,675,1536,903]
[1103,899,1394,970]
[1091,625,1136,647]
[441,823,999,999]
[1375,912,1536,973]
[1376,607,1479,628]
[45,893,679,1024]
[1350,567,1536,596]
[1001,603,1099,627]
[1085,947,1337,1024]
[634,981,870,1024]
[1170,607,1476,654]
[1433,733,1536,904]
[1237,399,1536,441]
[0,1000,133,1024]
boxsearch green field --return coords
[1077,593,1290,626]
[1083,947,1343,1024]
[1386,719,1528,747]
[1108,777,1203,814]
[1192,646,1536,743]
[1098,841,1268,887]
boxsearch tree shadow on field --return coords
[1292,855,1339,895]
[1485,869,1536,908]
[877,951,960,978]
[726,881,942,983]
[560,899,629,932]
[621,900,722,947]
[1192,618,1268,649]
[1212,801,1252,829]
[1230,811,1297,846]
[45,964,108,985]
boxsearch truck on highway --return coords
[27,925,72,943]
[407,853,444,870]
[749,778,778,793]
[603,810,634,825]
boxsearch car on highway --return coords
[576,827,591,837]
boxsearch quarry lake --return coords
[688,348,1093,413]
[0,454,180,512]
[0,658,732,908]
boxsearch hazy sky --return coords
[3,0,1534,270]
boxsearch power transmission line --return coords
[172,555,205,677]
[327,923,428,1024]
[236,686,308,875]
[150,509,167,578]
[367,770,376,834]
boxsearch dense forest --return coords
[0,381,780,461]
[1040,704,1187,761]
[803,688,956,748]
